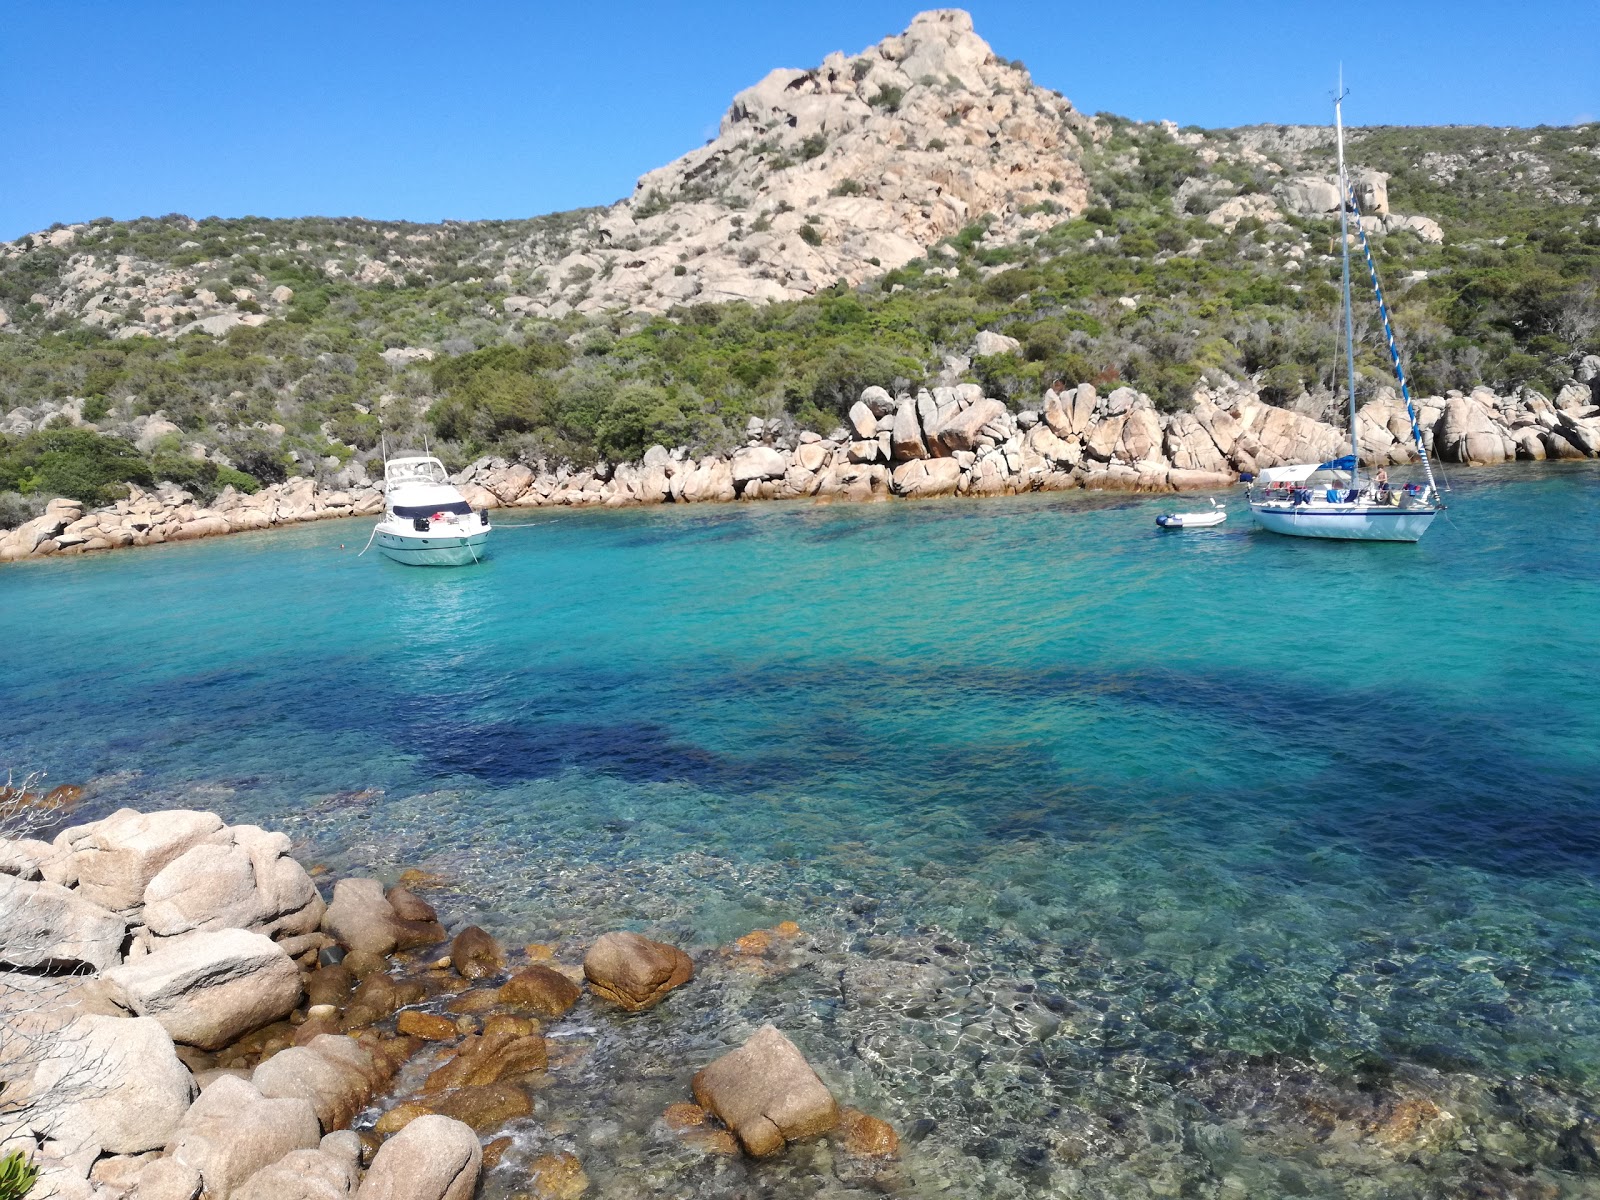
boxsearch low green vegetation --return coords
[0,1150,37,1200]
[0,120,1593,523]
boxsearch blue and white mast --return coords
[1334,78,1361,484]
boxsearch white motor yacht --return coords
[372,455,490,567]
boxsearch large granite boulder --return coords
[321,878,444,957]
[889,458,962,498]
[167,1075,321,1200]
[24,1014,196,1156]
[930,398,1007,453]
[143,824,325,941]
[449,925,503,980]
[583,931,693,1012]
[103,928,302,1049]
[729,445,788,485]
[889,401,927,461]
[0,874,126,972]
[55,809,224,912]
[691,1024,839,1157]
[356,1114,481,1200]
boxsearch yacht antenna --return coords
[1334,74,1362,486]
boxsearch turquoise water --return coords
[4,464,1600,1196]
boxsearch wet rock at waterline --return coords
[583,930,694,1012]
[691,1024,840,1157]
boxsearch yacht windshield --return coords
[393,502,472,518]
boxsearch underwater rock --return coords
[525,1151,590,1200]
[836,1106,900,1158]
[583,931,693,1012]
[424,1014,546,1090]
[395,1011,458,1042]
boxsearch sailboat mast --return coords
[1334,85,1361,483]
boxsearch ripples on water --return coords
[4,463,1599,1197]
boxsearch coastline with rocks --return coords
[5,360,1598,566]
[0,802,901,1200]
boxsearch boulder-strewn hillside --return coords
[0,8,1596,525]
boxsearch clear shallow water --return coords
[4,464,1600,1197]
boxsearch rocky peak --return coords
[525,9,1094,316]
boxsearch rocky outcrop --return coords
[6,368,1594,569]
[143,823,325,942]
[167,1074,322,1200]
[583,931,695,1012]
[692,1024,840,1157]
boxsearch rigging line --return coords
[1345,184,1448,502]
[355,524,378,557]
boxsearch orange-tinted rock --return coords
[385,885,438,923]
[682,1129,740,1157]
[482,1135,514,1170]
[497,966,581,1017]
[396,1010,458,1041]
[524,943,555,962]
[425,1019,546,1092]
[836,1107,900,1158]
[397,868,449,890]
[734,930,772,956]
[451,926,504,981]
[352,1032,422,1084]
[446,988,501,1015]
[373,1082,532,1135]
[582,932,693,1012]
[774,921,801,938]
[662,1102,708,1131]
[342,974,426,1030]
[1370,1096,1445,1145]
[292,1007,342,1045]
[527,1151,589,1200]
[305,964,355,1009]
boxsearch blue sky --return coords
[4,1,1595,241]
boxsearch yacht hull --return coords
[375,528,489,566]
[1249,503,1436,542]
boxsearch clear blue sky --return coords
[4,1,1595,242]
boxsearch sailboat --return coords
[1247,86,1443,542]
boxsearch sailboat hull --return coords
[1249,503,1437,542]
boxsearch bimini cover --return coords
[1256,456,1355,484]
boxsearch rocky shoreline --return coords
[0,803,900,1200]
[4,365,1598,566]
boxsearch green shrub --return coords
[0,428,152,506]
[213,466,261,493]
[0,1149,38,1200]
[799,134,828,161]
[81,394,112,422]
[798,225,823,247]
[869,85,904,111]
[829,179,865,197]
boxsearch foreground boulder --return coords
[356,1113,481,1200]
[583,931,693,1012]
[449,925,502,980]
[322,878,445,956]
[0,874,126,972]
[496,964,581,1016]
[103,927,301,1049]
[167,1075,322,1200]
[24,1014,196,1156]
[691,1024,838,1157]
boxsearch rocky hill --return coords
[0,9,1595,523]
